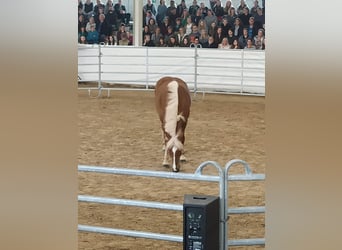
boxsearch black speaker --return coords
[183,194,220,250]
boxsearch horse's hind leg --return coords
[162,146,170,167]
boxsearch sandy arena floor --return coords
[78,86,265,250]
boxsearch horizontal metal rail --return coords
[228,238,265,246]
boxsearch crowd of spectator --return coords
[78,0,265,50]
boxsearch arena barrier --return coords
[78,159,265,250]
[78,45,265,97]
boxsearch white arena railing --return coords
[78,44,265,96]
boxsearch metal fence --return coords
[78,45,265,97]
[78,159,265,250]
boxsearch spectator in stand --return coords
[79,35,88,44]
[231,38,241,49]
[220,17,231,37]
[199,2,208,18]
[189,0,200,19]
[86,16,96,33]
[114,0,130,25]
[145,10,156,27]
[181,9,191,27]
[237,0,248,15]
[184,16,193,36]
[176,27,187,45]
[126,31,133,45]
[94,6,105,23]
[167,35,179,47]
[223,1,233,17]
[208,21,217,37]
[143,34,155,46]
[94,0,105,16]
[176,0,187,18]
[142,25,152,41]
[78,0,84,13]
[204,9,217,30]
[188,24,200,43]
[213,0,224,24]
[253,28,265,50]
[164,25,175,43]
[148,17,158,35]
[253,7,265,30]
[192,8,203,26]
[143,0,157,23]
[156,36,167,47]
[226,28,236,45]
[226,7,238,27]
[198,19,208,34]
[202,35,218,48]
[190,36,202,48]
[152,27,163,45]
[244,37,256,49]
[250,0,261,17]
[238,7,251,27]
[174,17,182,32]
[209,0,216,10]
[213,25,224,45]
[198,29,209,45]
[96,13,111,43]
[233,17,243,37]
[156,0,167,27]
[78,14,87,33]
[160,16,171,36]
[107,35,116,45]
[87,25,99,44]
[238,27,249,48]
[180,36,190,47]
[83,0,94,20]
[116,23,126,43]
[247,16,258,38]
[119,32,129,45]
[105,6,117,31]
[218,37,230,49]
[166,0,177,26]
[78,26,87,41]
[104,0,114,15]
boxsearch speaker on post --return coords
[183,194,220,250]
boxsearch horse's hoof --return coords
[180,155,186,162]
[162,163,170,168]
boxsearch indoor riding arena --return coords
[78,85,265,250]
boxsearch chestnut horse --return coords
[155,76,191,172]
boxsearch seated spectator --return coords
[160,16,171,36]
[253,28,265,50]
[220,17,231,37]
[78,0,84,13]
[164,25,175,43]
[143,34,155,46]
[119,32,129,45]
[176,0,187,18]
[86,25,99,44]
[78,26,88,41]
[94,0,105,16]
[148,17,158,35]
[253,7,265,30]
[145,10,156,27]
[244,37,256,49]
[156,0,167,27]
[237,0,248,15]
[94,6,105,23]
[114,0,130,25]
[167,35,179,47]
[174,17,183,32]
[198,29,209,45]
[250,0,261,16]
[142,25,152,41]
[202,35,218,48]
[198,19,208,34]
[208,21,217,37]
[247,16,258,39]
[231,38,241,49]
[204,9,217,29]
[199,2,208,18]
[238,7,251,27]
[226,7,238,27]
[188,24,201,43]
[176,27,187,45]
[213,0,224,23]
[107,35,116,45]
[83,0,94,20]
[184,16,193,36]
[104,0,114,15]
[96,13,111,43]
[180,36,190,47]
[189,0,200,19]
[218,37,231,49]
[238,27,249,48]
[226,28,236,45]
[233,17,243,37]
[166,0,177,26]
[181,9,190,27]
[116,23,126,43]
[143,0,157,21]
[192,8,203,26]
[189,36,202,48]
[79,35,88,44]
[156,36,167,47]
[223,1,233,16]
[105,5,118,31]
[151,27,163,45]
[86,16,96,33]
[213,26,224,45]
[78,14,87,33]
